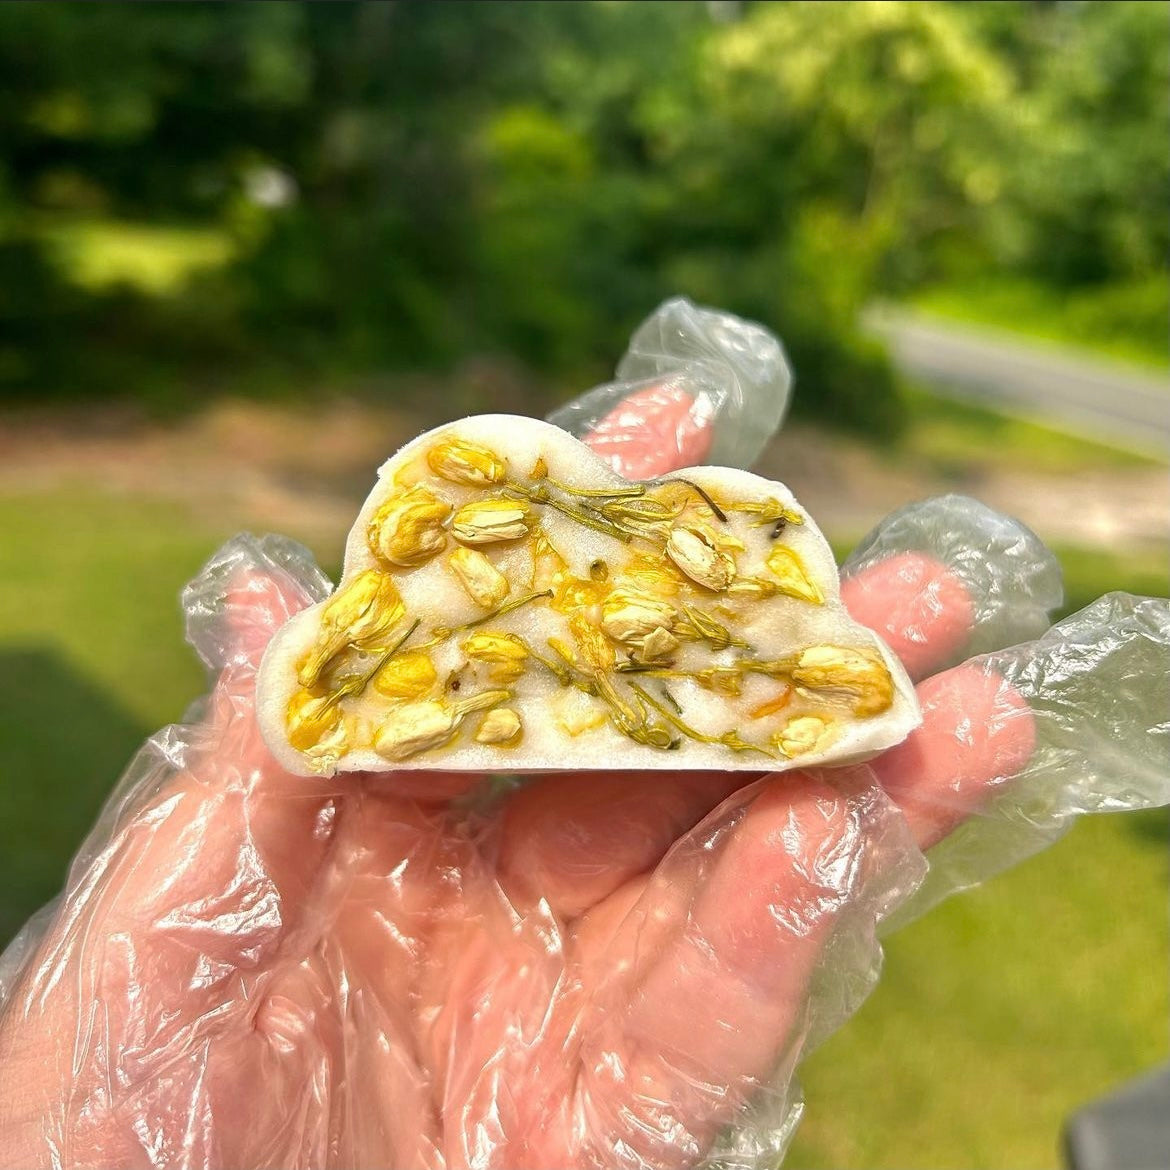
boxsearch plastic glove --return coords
[1,305,1166,1169]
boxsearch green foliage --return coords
[995,1,1170,285]
[788,809,1168,1168]
[897,383,1164,475]
[0,2,1164,434]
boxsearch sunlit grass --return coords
[787,808,1169,1170]
[39,218,236,294]
[0,489,224,940]
[1054,543,1169,619]
[898,384,1165,475]
[911,276,1170,375]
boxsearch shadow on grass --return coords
[0,646,147,948]
[1122,807,1170,849]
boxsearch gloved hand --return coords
[1,303,1165,1169]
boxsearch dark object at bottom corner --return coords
[1064,1064,1170,1170]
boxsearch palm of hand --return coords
[0,529,1034,1170]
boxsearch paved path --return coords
[866,308,1170,455]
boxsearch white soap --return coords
[257,415,920,775]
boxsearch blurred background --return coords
[0,2,1166,1166]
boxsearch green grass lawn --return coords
[897,385,1164,477]
[0,486,1165,1168]
[0,489,226,941]
[787,806,1168,1169]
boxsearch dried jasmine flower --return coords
[427,439,507,486]
[367,486,452,567]
[448,547,510,609]
[475,707,523,745]
[666,525,737,591]
[452,498,533,545]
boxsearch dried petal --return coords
[426,439,506,486]
[570,613,614,672]
[772,714,835,757]
[367,487,452,567]
[693,666,743,696]
[554,688,609,737]
[546,636,578,669]
[727,577,779,600]
[299,569,405,687]
[449,547,510,609]
[371,651,437,701]
[601,588,678,645]
[552,574,610,612]
[748,686,793,719]
[462,631,529,684]
[688,518,746,555]
[374,701,457,760]
[451,688,512,717]
[622,553,684,597]
[452,498,533,545]
[791,645,893,717]
[530,530,569,592]
[475,707,522,745]
[286,689,344,752]
[666,526,737,592]
[636,625,680,665]
[765,546,823,604]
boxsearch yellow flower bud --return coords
[286,689,343,753]
[621,553,684,597]
[426,439,506,486]
[600,588,678,645]
[727,577,779,600]
[462,631,529,684]
[374,701,457,761]
[569,613,614,673]
[666,526,737,592]
[474,707,522,745]
[367,487,451,567]
[451,497,533,545]
[636,625,680,665]
[299,569,405,688]
[448,547,510,609]
[790,645,894,717]
[371,651,437,701]
[374,687,512,760]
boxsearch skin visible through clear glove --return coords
[5,385,1163,1169]
[0,546,1031,1169]
[582,382,715,480]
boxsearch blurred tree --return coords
[623,0,1023,432]
[1003,1,1168,285]
[0,2,317,389]
[0,1,1163,426]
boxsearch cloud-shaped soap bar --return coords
[257,416,920,775]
